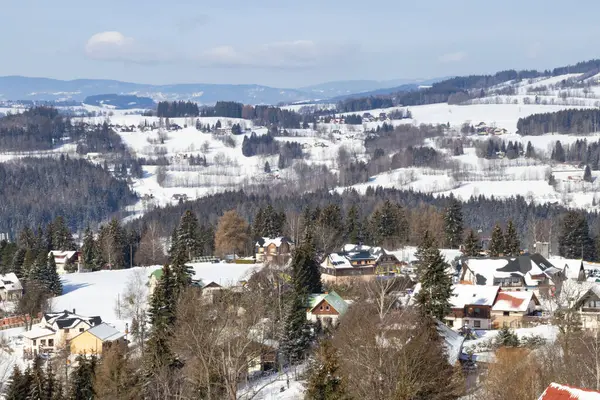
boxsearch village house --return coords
[459,254,555,291]
[49,250,81,274]
[490,290,541,328]
[70,322,126,356]
[446,285,500,330]
[21,310,103,357]
[255,237,294,264]
[572,284,600,330]
[306,291,349,326]
[320,244,401,283]
[538,382,600,399]
[0,273,23,301]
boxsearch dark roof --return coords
[497,253,554,275]
[44,311,102,329]
[346,250,376,261]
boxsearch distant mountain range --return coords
[0,76,443,106]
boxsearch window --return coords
[48,339,54,347]
[32,340,36,346]
[319,306,323,311]
[325,305,330,311]
[40,340,46,346]
[64,329,70,333]
[79,328,85,333]
[474,320,481,328]
[503,311,510,316]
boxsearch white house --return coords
[0,273,23,301]
[48,251,80,274]
[446,285,500,330]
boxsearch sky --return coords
[1,0,600,88]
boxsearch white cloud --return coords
[84,31,168,64]
[84,32,352,69]
[438,51,467,63]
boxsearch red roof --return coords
[538,383,600,399]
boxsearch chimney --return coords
[73,308,76,314]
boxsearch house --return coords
[490,290,541,328]
[572,284,600,330]
[446,285,500,330]
[255,237,294,264]
[22,310,102,357]
[49,251,81,274]
[70,323,126,356]
[306,291,349,325]
[0,273,23,301]
[320,244,401,282]
[459,254,555,291]
[538,382,600,399]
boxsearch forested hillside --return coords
[517,109,600,135]
[0,157,136,235]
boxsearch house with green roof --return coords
[306,291,349,325]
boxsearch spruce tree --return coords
[525,141,535,158]
[172,210,201,261]
[44,361,59,400]
[559,211,595,260]
[504,220,520,257]
[416,247,452,321]
[5,366,29,400]
[305,340,349,400]
[11,248,25,279]
[46,255,63,296]
[463,229,482,257]
[69,355,97,400]
[444,197,464,249]
[81,226,98,271]
[584,165,593,182]
[489,224,505,257]
[264,161,271,173]
[291,233,322,295]
[170,247,194,295]
[280,293,312,364]
[51,216,75,250]
[345,205,361,243]
[29,356,45,400]
[415,230,436,278]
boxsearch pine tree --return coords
[170,248,194,295]
[29,356,45,400]
[264,161,271,173]
[278,154,285,170]
[416,243,453,321]
[291,233,322,295]
[559,211,595,260]
[44,361,59,400]
[584,165,593,182]
[444,197,464,249]
[525,141,535,158]
[504,220,520,256]
[51,216,75,250]
[81,226,98,270]
[344,205,361,243]
[305,340,349,400]
[415,230,436,277]
[463,229,482,257]
[496,326,519,347]
[11,248,25,279]
[172,210,202,262]
[280,293,312,364]
[489,224,505,257]
[5,366,29,400]
[69,355,97,400]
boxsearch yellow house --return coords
[70,323,125,356]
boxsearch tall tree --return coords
[559,211,595,260]
[172,210,201,262]
[344,205,362,243]
[416,240,452,321]
[368,200,409,248]
[51,216,75,250]
[584,165,593,183]
[5,366,30,400]
[81,226,100,271]
[280,293,312,365]
[504,220,520,257]
[444,197,464,249]
[463,229,482,257]
[214,210,249,258]
[291,233,322,295]
[69,355,98,400]
[305,340,349,400]
[489,224,505,257]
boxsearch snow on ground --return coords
[463,325,559,352]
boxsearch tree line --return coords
[517,109,600,135]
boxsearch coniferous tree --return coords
[51,216,75,250]
[81,226,99,270]
[444,197,463,249]
[5,366,30,400]
[489,224,505,257]
[305,340,349,400]
[525,141,535,158]
[463,229,482,257]
[172,210,202,262]
[264,161,271,173]
[291,233,322,295]
[29,356,45,400]
[46,255,63,296]
[44,361,59,400]
[170,247,194,295]
[551,141,566,162]
[504,220,520,257]
[11,248,25,278]
[415,230,436,277]
[415,237,453,321]
[69,355,97,400]
[280,293,312,365]
[344,205,361,243]
[368,200,409,248]
[584,165,593,182]
[559,211,595,260]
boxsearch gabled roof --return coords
[492,291,538,312]
[255,237,293,248]
[436,321,465,365]
[0,273,22,292]
[538,382,600,399]
[450,285,500,308]
[307,291,349,316]
[43,311,102,329]
[463,254,555,286]
[21,326,55,340]
[83,323,125,342]
[48,251,78,261]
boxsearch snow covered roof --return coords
[342,244,372,252]
[307,291,349,315]
[463,254,555,286]
[538,382,600,399]
[43,310,102,329]
[84,323,125,342]
[49,250,78,262]
[322,253,352,268]
[21,326,55,340]
[0,273,22,292]
[436,321,465,365]
[547,258,584,280]
[464,258,512,284]
[450,285,499,308]
[255,237,293,248]
[492,291,537,313]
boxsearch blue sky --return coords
[1,0,599,87]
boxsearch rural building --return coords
[49,251,80,274]
[572,284,600,330]
[446,285,500,330]
[320,244,401,282]
[306,291,349,325]
[70,322,126,356]
[538,382,600,399]
[255,237,294,264]
[490,291,541,328]
[0,273,23,301]
[22,310,102,357]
